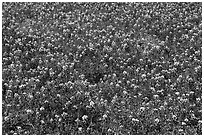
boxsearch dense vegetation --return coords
[2,2,202,135]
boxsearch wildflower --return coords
[61,112,68,117]
[196,97,201,102]
[178,129,184,132]
[7,104,12,107]
[111,95,117,104]
[198,120,202,124]
[164,101,168,106]
[175,92,180,95]
[26,109,33,113]
[78,127,82,132]
[16,126,21,130]
[123,90,128,95]
[4,116,9,121]
[141,74,146,78]
[116,83,120,87]
[119,125,124,128]
[82,115,88,121]
[132,118,139,122]
[172,114,177,120]
[121,100,125,104]
[85,91,90,96]
[70,96,75,100]
[28,93,33,99]
[41,86,46,92]
[90,100,95,107]
[168,97,173,101]
[123,71,128,75]
[138,92,142,97]
[127,80,130,84]
[57,94,61,97]
[55,114,60,118]
[155,118,160,123]
[159,106,165,111]
[40,107,45,111]
[36,111,40,115]
[112,73,117,78]
[40,120,45,124]
[58,118,62,122]
[150,87,156,92]
[87,127,91,131]
[75,118,80,123]
[174,61,179,66]
[153,94,159,99]
[108,128,112,132]
[50,118,53,122]
[103,114,107,119]
[140,107,145,111]
[73,105,78,109]
[14,93,19,98]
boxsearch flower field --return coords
[2,2,202,135]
